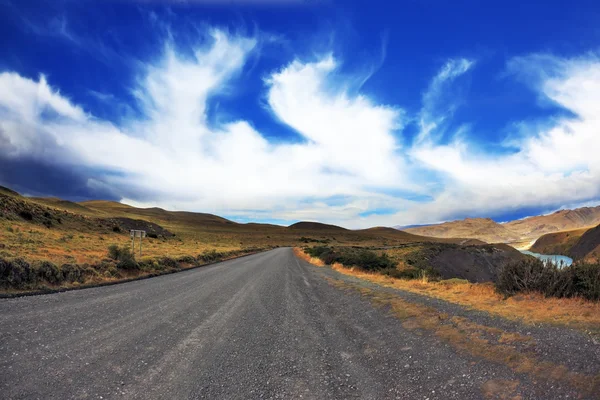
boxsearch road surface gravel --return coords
[1,247,598,399]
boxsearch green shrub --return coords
[383,267,423,280]
[33,260,62,284]
[19,210,33,221]
[177,255,197,265]
[107,245,138,270]
[83,267,100,280]
[570,262,600,301]
[197,249,222,263]
[61,263,84,283]
[104,266,119,278]
[305,246,396,271]
[6,258,36,288]
[159,257,179,269]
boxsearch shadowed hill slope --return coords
[529,227,590,256]
[288,221,348,231]
[568,224,600,262]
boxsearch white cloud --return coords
[1,29,599,229]
[0,30,407,226]
[417,58,474,143]
[402,54,600,225]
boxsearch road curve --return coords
[0,248,594,399]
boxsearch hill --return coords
[403,218,520,243]
[0,186,458,266]
[0,184,530,294]
[288,221,347,231]
[568,224,600,262]
[400,205,600,246]
[505,206,600,239]
[529,227,589,256]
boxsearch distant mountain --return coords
[504,206,600,239]
[401,218,520,243]
[288,221,348,231]
[398,205,600,245]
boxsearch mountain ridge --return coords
[398,205,600,245]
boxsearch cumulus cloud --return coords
[0,28,599,228]
[0,29,406,224]
[401,54,600,225]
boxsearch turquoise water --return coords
[520,250,573,267]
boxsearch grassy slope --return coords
[1,189,465,267]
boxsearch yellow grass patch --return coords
[293,247,324,266]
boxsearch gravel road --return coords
[1,247,598,399]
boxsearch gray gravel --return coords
[1,247,598,399]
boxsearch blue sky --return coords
[1,0,600,228]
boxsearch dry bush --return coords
[497,259,600,301]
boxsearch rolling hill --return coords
[0,185,531,293]
[2,187,475,266]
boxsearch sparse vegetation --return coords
[107,244,138,270]
[497,258,600,301]
[304,246,396,271]
[0,243,266,293]
[296,247,600,331]
[33,260,61,284]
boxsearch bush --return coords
[147,233,158,239]
[33,260,62,284]
[177,255,197,265]
[6,258,36,288]
[497,258,548,295]
[107,244,138,270]
[383,267,424,280]
[61,263,84,283]
[19,210,33,221]
[112,226,121,233]
[497,259,600,301]
[570,262,600,301]
[159,256,179,269]
[197,249,223,263]
[0,258,35,288]
[305,246,396,271]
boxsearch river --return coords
[520,250,573,267]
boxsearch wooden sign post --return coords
[130,230,147,257]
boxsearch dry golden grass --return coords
[326,277,600,397]
[294,248,600,333]
[293,247,324,266]
[0,219,241,265]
